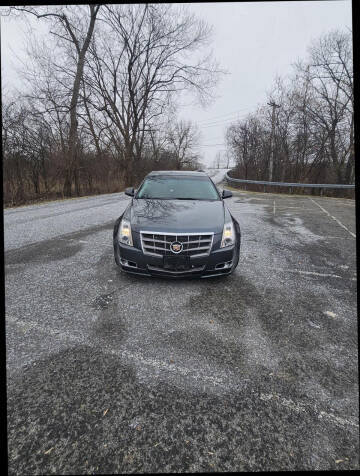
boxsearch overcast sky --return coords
[1,1,353,167]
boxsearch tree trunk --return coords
[74,166,81,196]
[41,156,49,195]
[32,172,40,195]
[87,174,93,194]
[124,160,133,186]
[345,115,354,184]
[63,168,72,197]
[15,157,25,203]
[123,144,134,185]
[64,5,100,197]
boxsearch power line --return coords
[198,116,243,128]
[196,107,251,125]
[198,119,242,129]
[194,143,226,147]
[199,137,224,142]
[197,112,250,129]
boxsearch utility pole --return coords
[215,151,221,169]
[226,152,230,168]
[268,101,281,182]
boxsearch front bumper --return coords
[114,240,237,278]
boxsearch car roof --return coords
[147,170,208,177]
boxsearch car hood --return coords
[129,199,225,234]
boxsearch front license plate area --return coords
[163,255,190,271]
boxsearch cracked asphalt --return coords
[4,185,358,473]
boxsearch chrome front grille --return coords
[140,231,214,257]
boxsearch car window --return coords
[136,176,220,200]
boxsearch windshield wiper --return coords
[138,197,210,200]
[137,196,163,199]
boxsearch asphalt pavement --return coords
[5,182,358,473]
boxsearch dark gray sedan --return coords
[113,170,241,277]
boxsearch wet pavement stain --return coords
[91,311,127,346]
[188,275,261,324]
[253,285,358,404]
[91,292,115,310]
[5,241,84,266]
[5,221,114,266]
[263,215,286,228]
[90,279,128,346]
[162,328,246,368]
[7,346,359,474]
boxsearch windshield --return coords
[136,175,220,200]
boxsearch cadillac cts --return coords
[113,170,241,278]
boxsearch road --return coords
[5,181,358,473]
[207,167,231,185]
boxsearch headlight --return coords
[118,218,133,246]
[220,221,235,248]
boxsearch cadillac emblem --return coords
[170,241,183,254]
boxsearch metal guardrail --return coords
[225,172,355,194]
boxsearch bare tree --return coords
[226,29,353,193]
[295,30,353,183]
[167,120,201,170]
[2,4,223,204]
[84,3,221,184]
[10,4,101,196]
[226,113,266,180]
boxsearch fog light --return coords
[120,259,137,268]
[215,262,225,269]
[216,261,232,270]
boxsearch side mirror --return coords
[222,189,232,199]
[125,187,135,197]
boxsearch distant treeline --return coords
[225,29,354,198]
[2,118,202,206]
